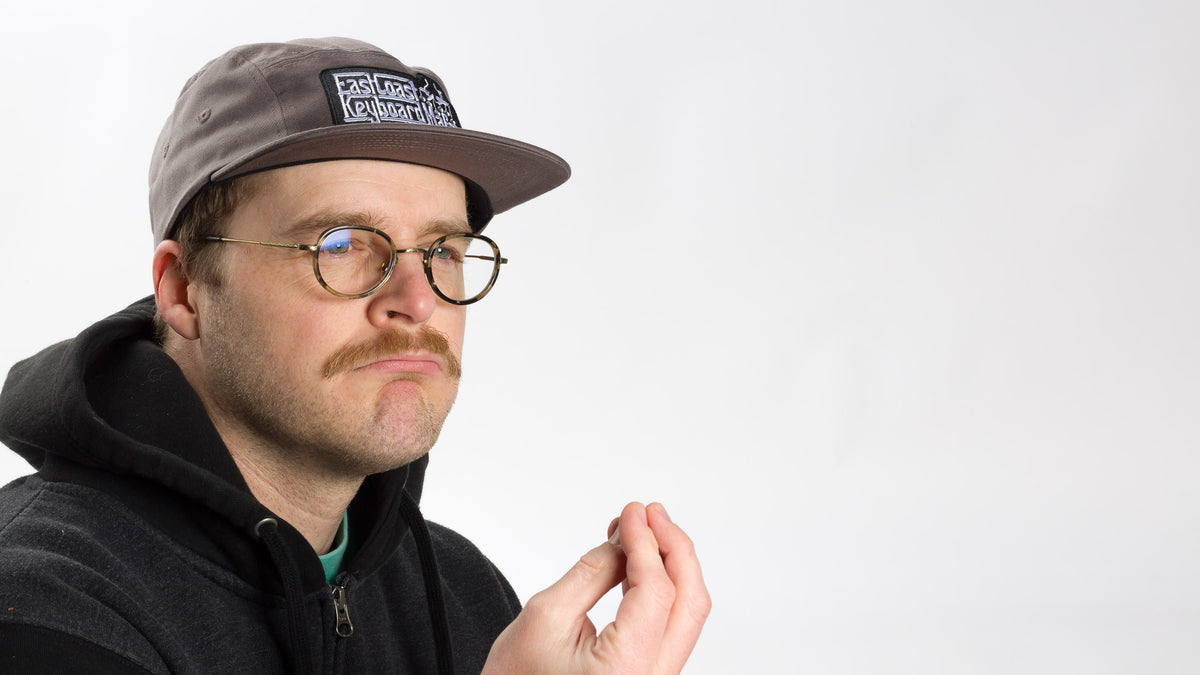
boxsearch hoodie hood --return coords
[2,298,256,515]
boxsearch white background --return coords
[2,1,1199,673]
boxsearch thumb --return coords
[482,533,627,675]
[525,531,626,626]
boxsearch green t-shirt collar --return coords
[318,511,350,585]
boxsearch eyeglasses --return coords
[202,225,507,305]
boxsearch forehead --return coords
[233,159,469,238]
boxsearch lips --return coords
[357,353,444,376]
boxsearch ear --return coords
[152,240,201,340]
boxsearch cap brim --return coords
[210,124,570,229]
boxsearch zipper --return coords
[331,576,355,638]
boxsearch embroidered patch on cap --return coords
[321,67,461,127]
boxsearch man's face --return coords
[192,159,469,479]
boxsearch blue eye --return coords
[320,236,352,255]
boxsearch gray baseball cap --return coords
[149,37,571,242]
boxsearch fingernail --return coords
[608,526,621,547]
[652,502,671,522]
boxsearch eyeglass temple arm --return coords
[467,254,508,265]
[202,236,316,252]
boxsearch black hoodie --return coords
[0,297,519,674]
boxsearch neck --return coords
[226,438,362,554]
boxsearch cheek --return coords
[240,281,347,362]
[260,259,326,296]
[242,255,335,311]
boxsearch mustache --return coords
[323,327,462,380]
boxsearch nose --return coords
[366,251,437,326]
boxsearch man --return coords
[0,38,708,674]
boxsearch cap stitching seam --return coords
[254,45,390,75]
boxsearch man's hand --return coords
[482,502,710,674]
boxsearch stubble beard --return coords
[200,295,459,479]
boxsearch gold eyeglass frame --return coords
[202,225,508,305]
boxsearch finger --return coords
[608,516,632,597]
[599,502,674,668]
[608,515,631,594]
[646,503,711,674]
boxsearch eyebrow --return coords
[418,218,472,238]
[278,213,378,240]
[278,213,471,242]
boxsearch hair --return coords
[153,176,256,344]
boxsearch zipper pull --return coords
[332,583,354,637]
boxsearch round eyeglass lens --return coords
[429,234,502,303]
[315,227,392,297]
